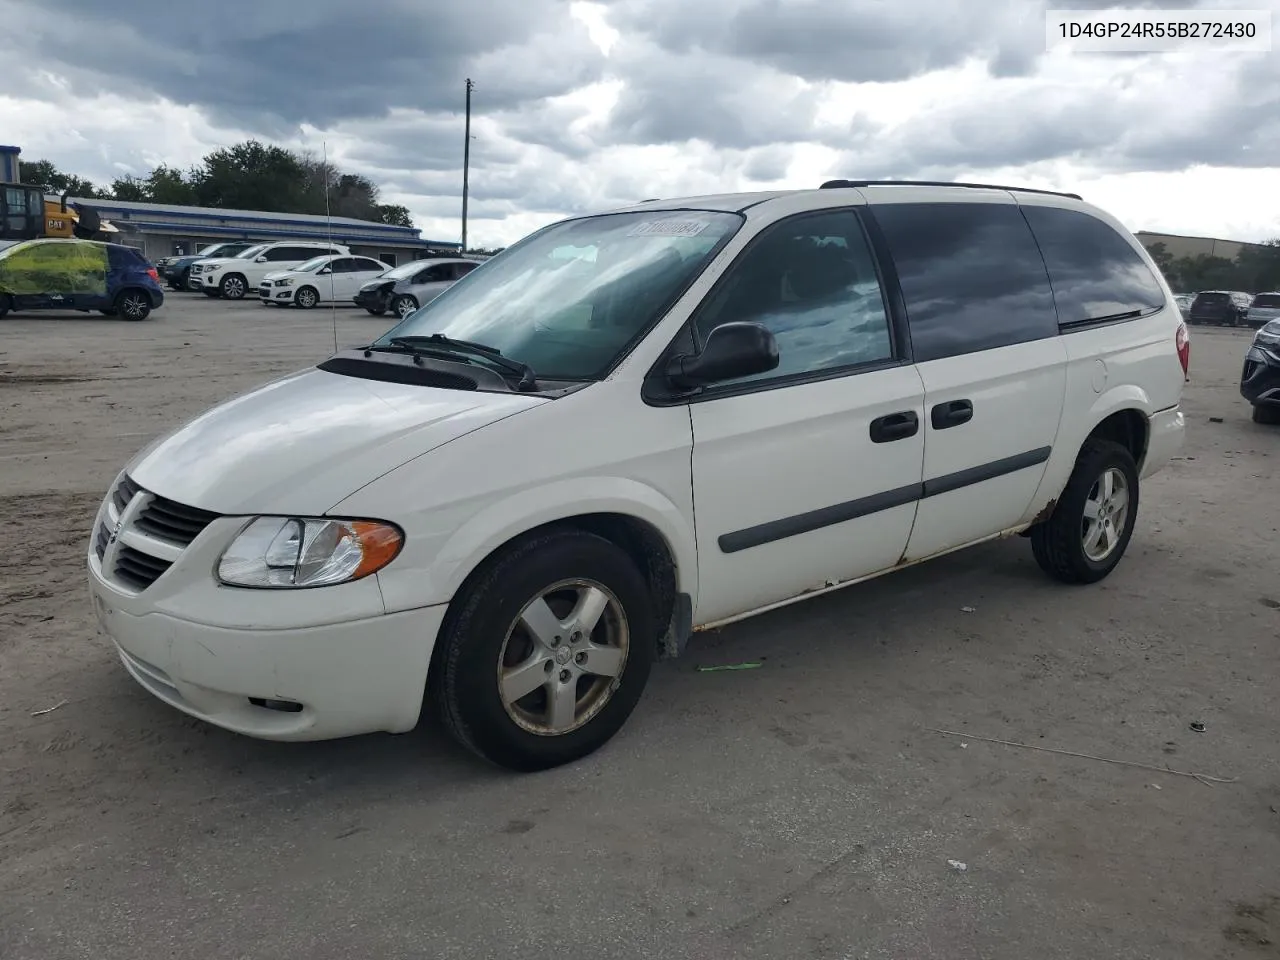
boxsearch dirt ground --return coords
[1,296,1278,960]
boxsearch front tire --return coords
[392,294,418,319]
[295,285,319,309]
[1253,404,1280,425]
[431,529,655,772]
[219,274,247,300]
[115,289,152,321]
[1031,439,1139,584]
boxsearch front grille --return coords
[114,546,173,591]
[134,495,218,546]
[112,474,140,514]
[97,477,221,592]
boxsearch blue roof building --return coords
[58,195,459,266]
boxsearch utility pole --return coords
[461,77,474,255]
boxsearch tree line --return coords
[17,140,414,228]
[1146,239,1280,294]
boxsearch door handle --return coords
[869,410,919,443]
[930,399,973,430]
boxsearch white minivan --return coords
[88,181,1188,771]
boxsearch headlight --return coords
[1255,328,1280,348]
[217,517,403,588]
[274,278,295,286]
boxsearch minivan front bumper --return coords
[88,550,445,741]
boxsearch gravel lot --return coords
[2,294,1278,960]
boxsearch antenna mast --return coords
[461,78,474,255]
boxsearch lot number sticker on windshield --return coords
[627,219,710,238]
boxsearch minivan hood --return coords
[127,368,548,515]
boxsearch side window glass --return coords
[692,209,893,384]
[1021,205,1166,326]
[872,202,1058,362]
[329,258,355,273]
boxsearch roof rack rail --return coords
[819,179,1082,201]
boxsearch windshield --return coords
[376,211,743,380]
[1252,294,1280,309]
[232,244,269,260]
[1195,292,1228,304]
[383,261,428,279]
[197,244,227,256]
[293,256,330,273]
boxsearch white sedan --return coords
[258,255,392,308]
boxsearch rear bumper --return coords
[1141,405,1185,479]
[148,288,165,308]
[1241,346,1280,406]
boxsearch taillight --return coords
[147,267,159,281]
[1176,321,1190,379]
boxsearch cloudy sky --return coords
[0,0,1276,248]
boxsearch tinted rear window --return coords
[871,201,1058,363]
[1252,294,1280,308]
[1194,293,1229,305]
[1020,206,1166,325]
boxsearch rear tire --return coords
[0,294,10,318]
[1031,439,1139,585]
[1253,404,1280,425]
[115,289,152,321]
[431,529,655,772]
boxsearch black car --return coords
[1241,319,1280,423]
[1188,290,1252,326]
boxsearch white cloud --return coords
[0,0,1277,248]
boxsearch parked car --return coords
[1188,290,1252,326]
[1245,291,1280,329]
[157,242,258,292]
[258,254,392,308]
[87,181,1187,771]
[366,257,483,319]
[191,241,350,299]
[352,260,439,316]
[1240,318,1280,423]
[0,237,163,320]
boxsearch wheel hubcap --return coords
[299,290,315,306]
[225,278,243,297]
[1082,467,1129,562]
[498,579,629,736]
[123,296,144,318]
[397,298,415,317]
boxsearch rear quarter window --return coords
[1020,206,1166,327]
[870,201,1058,363]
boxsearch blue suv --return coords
[0,238,164,320]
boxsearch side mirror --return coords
[318,267,332,275]
[666,321,779,388]
[255,256,268,263]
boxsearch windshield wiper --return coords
[380,334,538,391]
